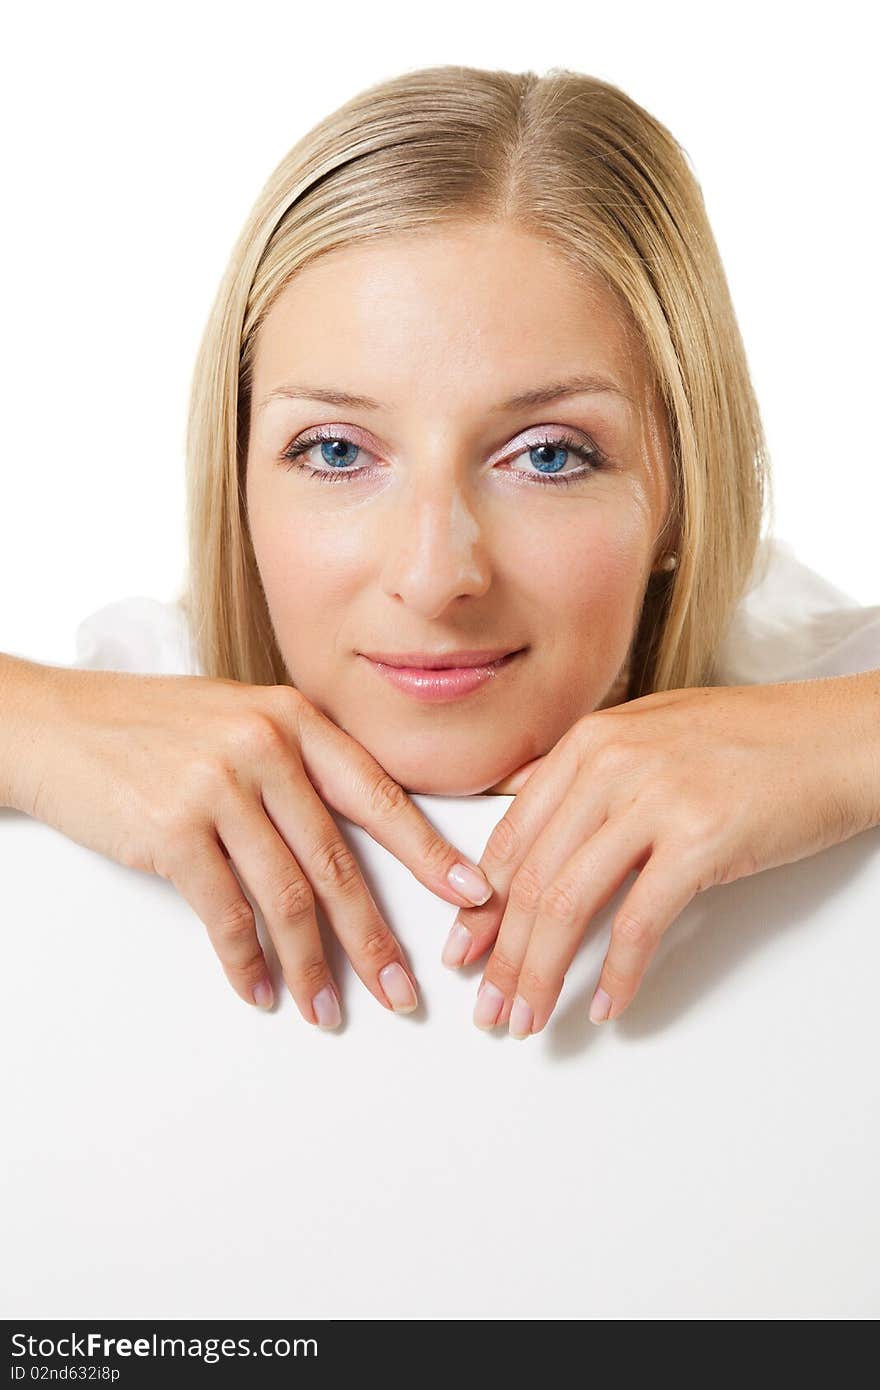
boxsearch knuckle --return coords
[519,962,555,996]
[538,878,579,923]
[147,793,199,850]
[298,956,330,991]
[601,960,635,995]
[420,833,457,877]
[590,738,632,779]
[147,835,184,882]
[274,872,315,922]
[236,711,287,761]
[672,823,725,892]
[486,946,520,989]
[508,862,545,914]
[265,683,308,741]
[359,924,397,964]
[232,944,268,979]
[309,837,363,895]
[214,896,257,946]
[367,772,409,821]
[614,910,655,952]
[677,799,722,846]
[483,814,521,868]
[563,723,592,768]
[266,681,304,716]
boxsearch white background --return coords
[1,0,877,668]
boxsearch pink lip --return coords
[360,649,525,702]
[362,648,517,669]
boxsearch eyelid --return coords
[287,420,376,452]
[496,422,601,462]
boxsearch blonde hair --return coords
[181,64,773,701]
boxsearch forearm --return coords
[0,652,69,814]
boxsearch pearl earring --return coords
[656,552,678,572]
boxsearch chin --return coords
[394,758,508,797]
[362,734,523,797]
[399,775,498,797]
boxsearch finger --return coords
[259,752,420,1016]
[289,692,494,909]
[589,849,698,1024]
[484,756,546,795]
[163,830,277,1012]
[475,815,650,1035]
[214,791,350,1026]
[468,771,609,992]
[441,736,586,970]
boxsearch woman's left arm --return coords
[442,671,880,1037]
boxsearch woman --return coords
[2,64,878,1039]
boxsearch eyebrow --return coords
[256,373,634,414]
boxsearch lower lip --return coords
[360,650,525,702]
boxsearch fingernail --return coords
[442,920,473,968]
[589,986,613,1024]
[252,978,274,1009]
[312,985,341,1029]
[508,994,533,1040]
[379,962,418,1014]
[447,861,493,906]
[473,980,505,1030]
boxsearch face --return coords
[245,221,671,796]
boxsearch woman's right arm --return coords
[0,654,494,1026]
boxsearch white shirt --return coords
[71,536,880,682]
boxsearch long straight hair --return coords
[181,64,772,700]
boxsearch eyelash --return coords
[279,426,608,488]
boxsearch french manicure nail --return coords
[379,962,418,1013]
[447,860,493,905]
[442,921,473,968]
[589,986,613,1024]
[508,994,533,1039]
[473,979,505,1030]
[312,985,342,1029]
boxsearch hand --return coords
[484,757,547,796]
[16,664,494,1025]
[444,678,878,1036]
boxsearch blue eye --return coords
[316,438,360,469]
[280,427,607,487]
[281,430,370,483]
[523,440,592,479]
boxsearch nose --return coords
[378,470,492,618]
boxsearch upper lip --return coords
[361,648,522,669]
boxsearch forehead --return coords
[251,222,652,406]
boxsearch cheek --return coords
[247,502,373,696]
[534,511,648,639]
[247,490,384,726]
[250,505,360,612]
